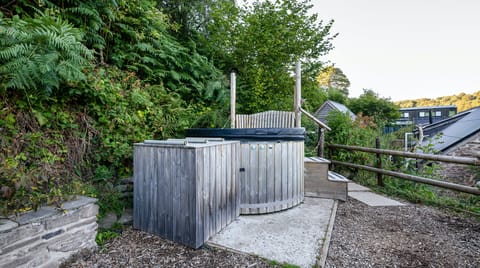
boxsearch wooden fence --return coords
[327,140,480,195]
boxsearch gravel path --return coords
[63,197,480,267]
[326,198,480,268]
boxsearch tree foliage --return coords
[106,0,228,109]
[348,89,400,127]
[0,0,337,215]
[205,0,336,113]
[396,90,480,112]
[317,66,350,96]
[0,0,231,215]
[157,0,235,41]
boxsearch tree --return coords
[205,0,336,113]
[395,90,480,112]
[348,89,400,127]
[325,88,348,104]
[157,0,236,41]
[317,66,350,96]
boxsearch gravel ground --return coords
[326,198,480,268]
[63,198,480,268]
[61,228,275,268]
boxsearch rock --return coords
[98,213,117,229]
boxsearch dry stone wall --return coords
[0,196,98,268]
[441,131,480,186]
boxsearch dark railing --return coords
[327,140,480,195]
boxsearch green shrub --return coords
[324,110,379,175]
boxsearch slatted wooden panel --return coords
[235,110,295,128]
[239,141,304,214]
[133,141,240,248]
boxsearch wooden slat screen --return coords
[235,110,295,128]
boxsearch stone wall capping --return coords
[0,196,98,268]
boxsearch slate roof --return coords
[313,100,356,123]
[419,106,480,153]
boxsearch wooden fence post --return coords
[376,137,384,187]
[317,127,324,157]
[328,145,334,170]
[294,62,301,128]
[230,71,236,129]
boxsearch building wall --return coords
[397,107,457,126]
[440,131,480,186]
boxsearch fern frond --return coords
[0,14,93,95]
[0,43,33,60]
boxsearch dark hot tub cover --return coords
[186,128,306,141]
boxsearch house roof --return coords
[314,100,356,120]
[400,105,457,111]
[420,106,480,153]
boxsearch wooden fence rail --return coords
[327,142,480,195]
[328,143,480,166]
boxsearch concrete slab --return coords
[348,182,371,192]
[348,191,405,206]
[208,197,335,268]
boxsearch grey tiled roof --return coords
[421,107,480,153]
[329,100,356,117]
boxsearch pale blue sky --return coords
[313,0,480,101]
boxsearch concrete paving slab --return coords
[348,191,405,206]
[208,197,335,268]
[348,182,371,192]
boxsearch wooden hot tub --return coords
[186,128,305,214]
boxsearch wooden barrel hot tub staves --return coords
[239,141,304,214]
[186,128,305,215]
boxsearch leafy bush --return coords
[326,117,480,215]
[347,89,400,128]
[325,110,379,171]
[0,65,195,216]
[0,0,232,216]
[0,100,97,214]
[80,67,193,176]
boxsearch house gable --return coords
[313,100,356,123]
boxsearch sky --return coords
[311,0,480,101]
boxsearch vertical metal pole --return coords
[376,137,384,187]
[230,71,236,129]
[294,62,301,128]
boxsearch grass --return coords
[268,260,301,268]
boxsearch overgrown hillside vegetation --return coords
[396,91,480,112]
[0,0,335,216]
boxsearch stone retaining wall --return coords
[0,196,98,268]
[441,131,480,186]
